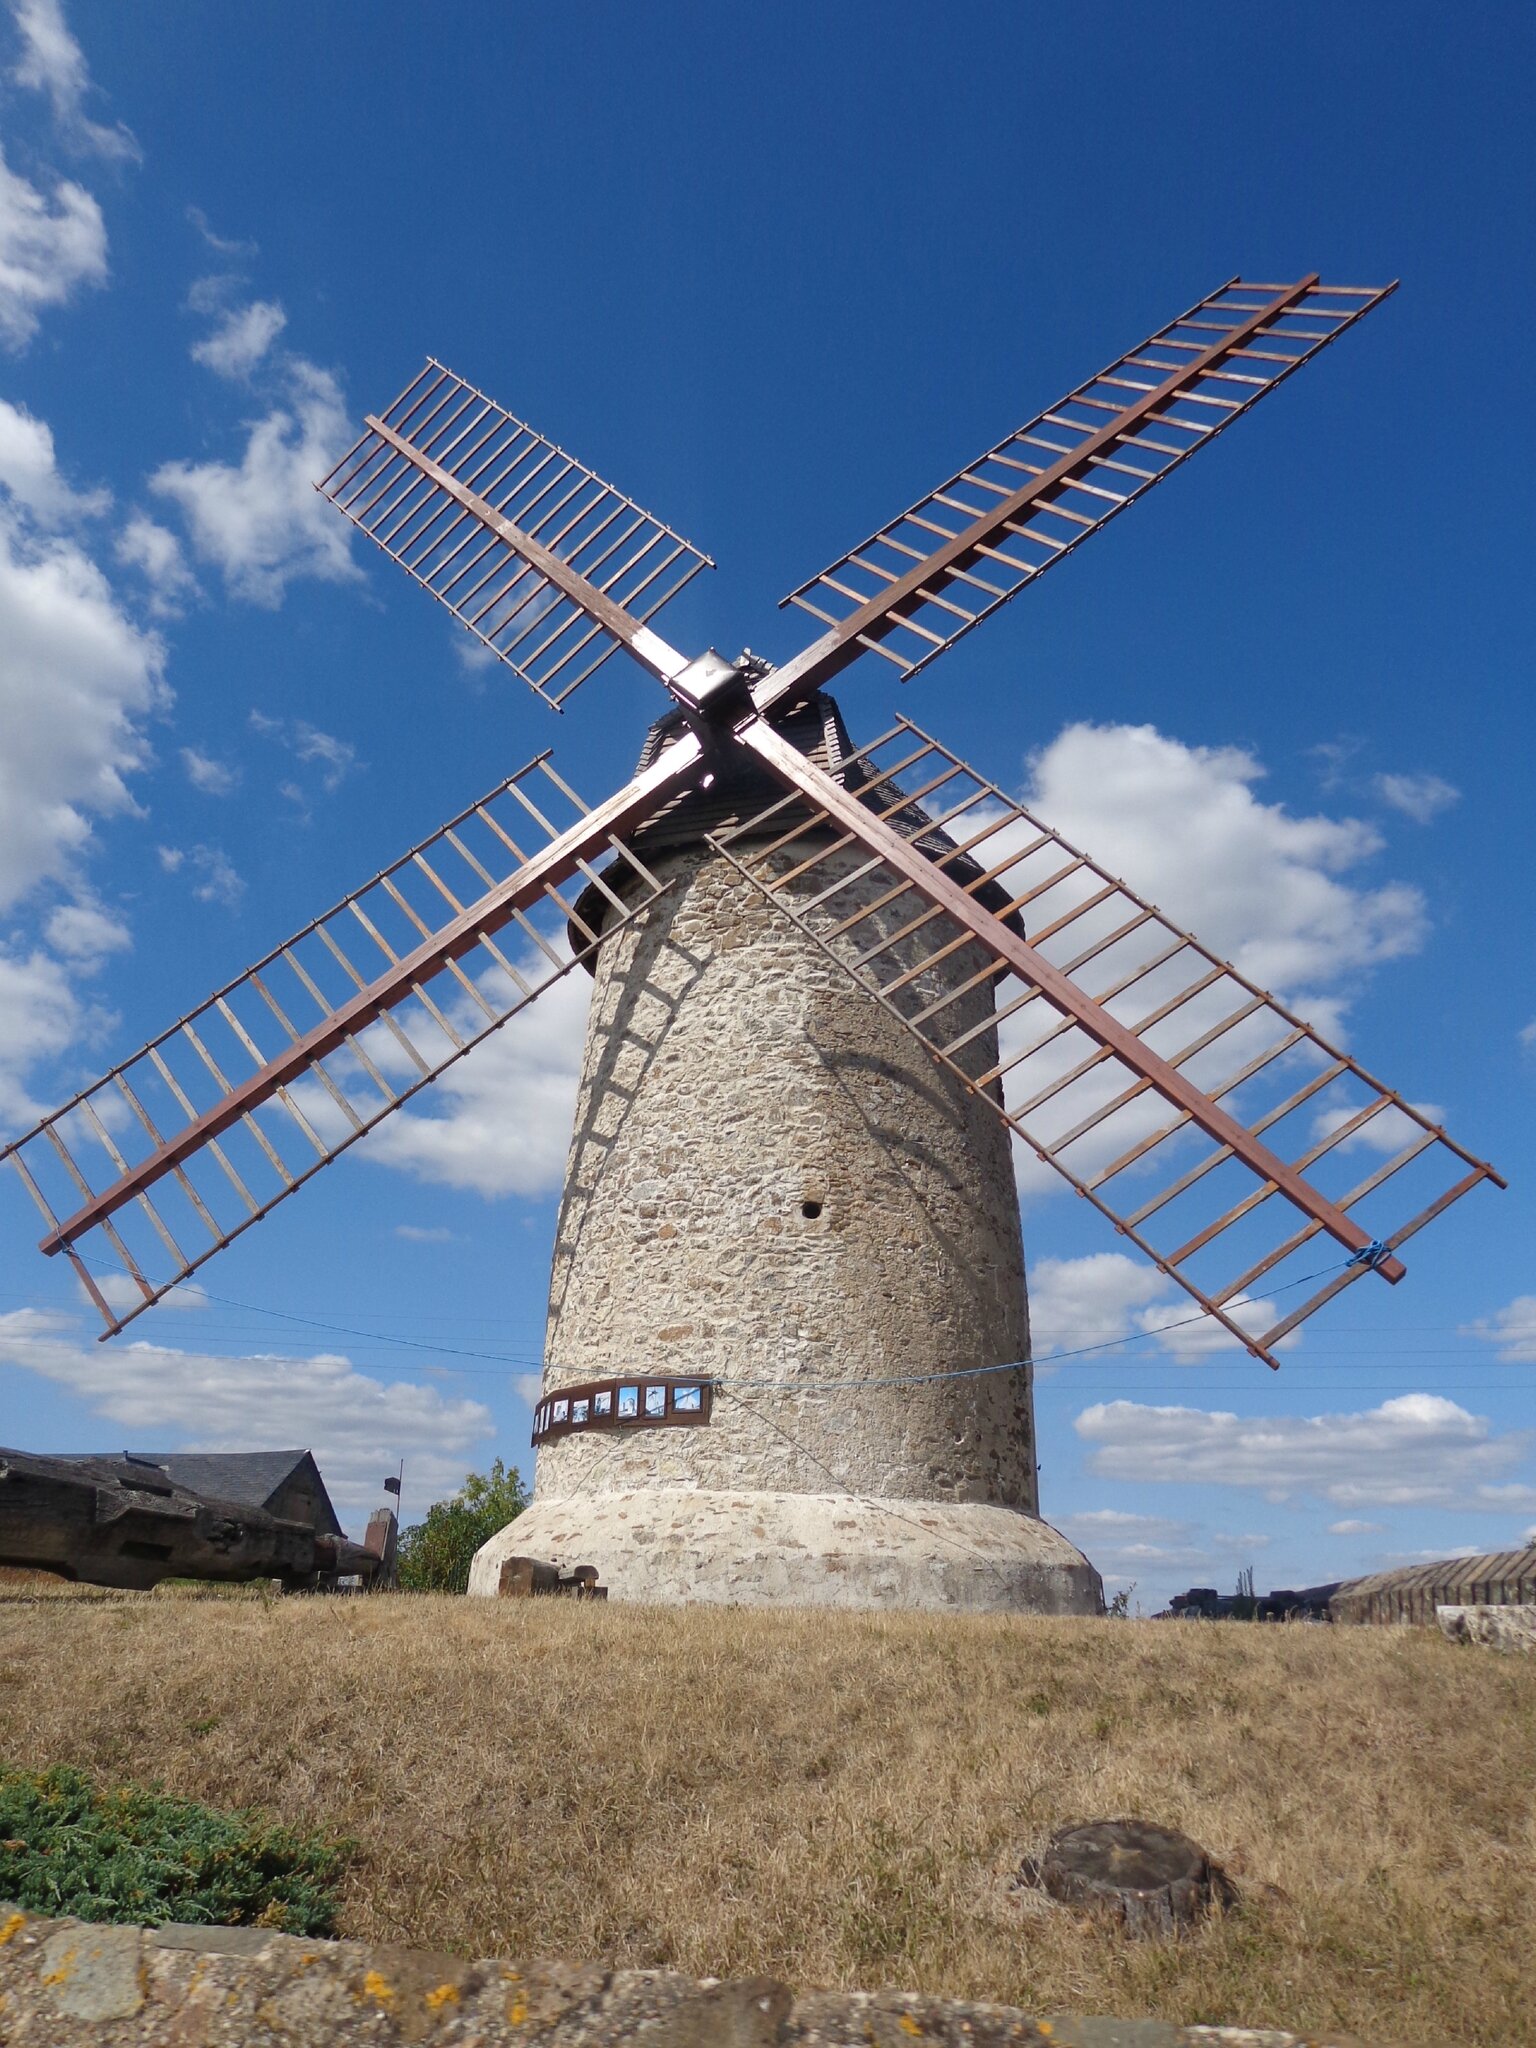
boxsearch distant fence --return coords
[1330,1546,1536,1627]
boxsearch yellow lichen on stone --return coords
[362,1969,395,2004]
[508,1995,529,2023]
[425,1981,461,2010]
[899,2019,923,2038]
[0,1913,25,1947]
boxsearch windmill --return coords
[3,275,1503,1612]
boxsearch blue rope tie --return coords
[1349,1239,1391,1269]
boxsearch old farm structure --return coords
[2,278,1502,1612]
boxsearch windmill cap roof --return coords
[568,691,1022,964]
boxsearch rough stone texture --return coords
[469,1488,1100,1613]
[0,1907,1415,2045]
[1436,1602,1536,1652]
[481,839,1097,1615]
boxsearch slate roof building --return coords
[67,1449,344,1538]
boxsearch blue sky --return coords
[0,1,1531,1610]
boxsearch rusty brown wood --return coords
[363,413,691,687]
[738,716,1408,1281]
[34,735,707,1258]
[758,279,1334,709]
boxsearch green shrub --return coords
[0,1764,348,1932]
[397,1457,528,1594]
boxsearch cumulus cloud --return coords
[360,962,590,1199]
[0,1306,495,1519]
[1328,1518,1383,1536]
[0,396,106,519]
[0,496,165,910]
[0,945,85,1124]
[1029,1252,1169,1354]
[1463,1296,1536,1364]
[156,843,243,909]
[114,512,197,615]
[7,0,139,161]
[1309,1098,1444,1156]
[1075,1393,1534,1509]
[43,894,129,967]
[1373,771,1459,824]
[191,297,286,380]
[0,139,107,348]
[180,745,239,796]
[1026,1251,1291,1365]
[150,360,358,604]
[1022,723,1426,999]
[989,722,1432,1213]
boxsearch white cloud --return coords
[1373,771,1459,824]
[156,842,243,909]
[1522,1020,1536,1052]
[1029,1251,1169,1355]
[8,0,139,161]
[191,297,286,380]
[180,745,239,796]
[1025,1251,1292,1365]
[114,513,197,615]
[248,710,357,794]
[0,396,106,519]
[1464,1296,1536,1364]
[80,1272,204,1315]
[362,964,590,1199]
[393,1224,456,1243]
[1134,1289,1295,1363]
[0,498,165,910]
[186,207,255,258]
[0,138,107,347]
[43,895,129,967]
[0,1306,496,1519]
[1022,723,1427,999]
[1059,1508,1189,1538]
[150,360,359,604]
[1328,1518,1383,1536]
[1309,1098,1444,1156]
[1076,1393,1534,1508]
[291,721,355,791]
[0,944,84,1123]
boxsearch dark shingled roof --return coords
[60,1449,344,1538]
[570,691,1021,963]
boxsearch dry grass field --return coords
[1,1592,1532,2045]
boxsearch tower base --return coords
[468,1487,1102,1615]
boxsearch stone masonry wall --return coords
[0,1906,1394,2046]
[535,843,1035,1513]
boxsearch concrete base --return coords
[468,1487,1103,1614]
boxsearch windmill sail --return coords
[715,716,1500,1369]
[3,749,701,1336]
[770,278,1395,700]
[318,360,712,708]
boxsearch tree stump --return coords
[1018,1819,1238,1938]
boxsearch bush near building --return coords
[396,1459,528,1593]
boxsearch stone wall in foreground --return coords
[0,1906,1405,2046]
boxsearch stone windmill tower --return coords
[4,278,1502,1615]
[492,693,1096,1610]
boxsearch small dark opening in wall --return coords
[801,1199,823,1220]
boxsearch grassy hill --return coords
[2,1594,1531,2045]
